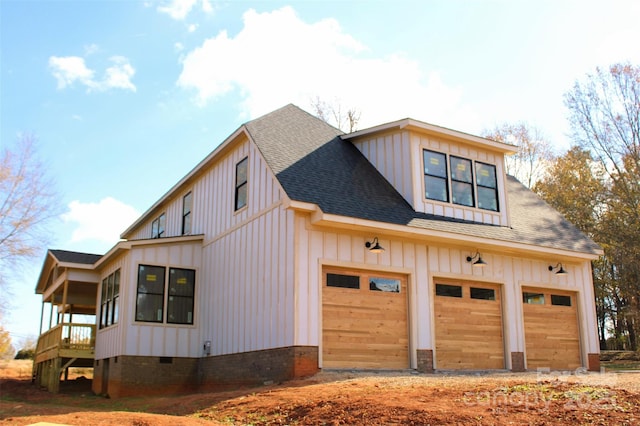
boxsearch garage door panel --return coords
[434,281,505,370]
[522,288,581,371]
[322,269,409,369]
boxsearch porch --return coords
[33,249,102,393]
[33,323,96,392]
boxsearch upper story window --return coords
[100,269,120,329]
[182,192,192,235]
[476,162,498,211]
[151,213,166,238]
[423,149,499,212]
[235,157,248,211]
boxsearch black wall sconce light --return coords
[549,263,568,275]
[466,251,487,267]
[365,237,385,254]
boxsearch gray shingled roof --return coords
[245,104,601,256]
[50,249,102,265]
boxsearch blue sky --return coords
[1,0,639,346]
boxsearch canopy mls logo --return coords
[462,368,620,414]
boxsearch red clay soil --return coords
[1,368,640,425]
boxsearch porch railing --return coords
[35,323,96,356]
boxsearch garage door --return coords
[322,268,409,369]
[434,280,504,369]
[522,288,581,370]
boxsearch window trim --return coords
[235,157,248,211]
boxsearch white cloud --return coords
[188,23,198,33]
[177,6,477,131]
[103,56,137,92]
[48,56,95,89]
[62,197,140,244]
[157,0,212,20]
[48,55,136,93]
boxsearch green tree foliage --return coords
[561,63,640,350]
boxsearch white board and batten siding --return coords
[98,137,298,359]
[353,130,509,226]
[293,215,599,369]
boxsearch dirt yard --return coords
[1,360,640,425]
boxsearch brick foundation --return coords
[92,346,318,398]
[511,352,525,372]
[416,349,434,373]
[587,353,601,372]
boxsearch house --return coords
[33,104,603,397]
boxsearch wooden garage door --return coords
[322,268,409,369]
[522,288,581,370]
[434,280,504,369]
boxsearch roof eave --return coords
[285,203,602,260]
[342,118,517,154]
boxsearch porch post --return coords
[39,301,45,335]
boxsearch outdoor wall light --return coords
[466,251,487,267]
[365,237,385,254]
[549,263,568,275]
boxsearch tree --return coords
[0,134,60,312]
[533,146,606,237]
[0,323,15,360]
[483,122,553,188]
[564,63,640,350]
[0,135,59,361]
[14,337,36,360]
[310,96,361,133]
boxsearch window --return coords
[369,277,401,293]
[436,284,462,298]
[326,273,360,289]
[235,157,248,211]
[551,294,572,306]
[450,156,474,207]
[151,213,166,239]
[423,149,499,212]
[423,150,448,202]
[476,162,499,211]
[167,268,195,324]
[523,292,545,304]
[135,265,196,325]
[182,192,192,235]
[470,287,496,300]
[100,270,120,329]
[136,265,166,322]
